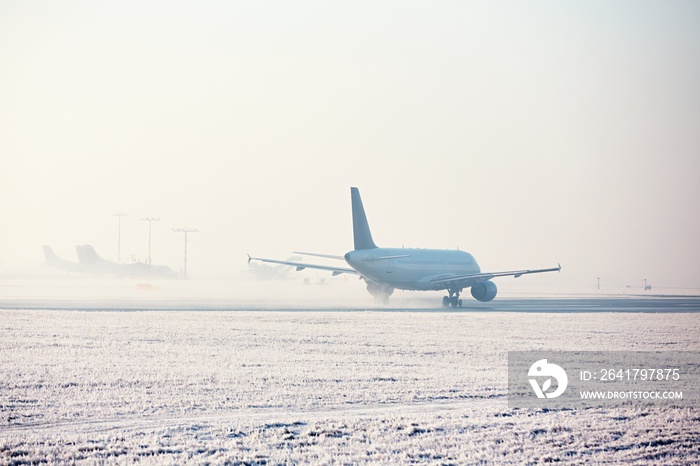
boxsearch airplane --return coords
[248,187,560,307]
[43,246,83,273]
[43,245,177,278]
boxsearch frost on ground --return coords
[0,310,698,464]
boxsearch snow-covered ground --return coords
[1,309,698,464]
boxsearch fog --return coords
[2,1,699,294]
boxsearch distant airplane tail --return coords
[75,245,105,264]
[351,187,378,250]
[43,245,82,273]
[43,245,59,264]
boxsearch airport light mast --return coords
[172,227,198,279]
[141,217,160,264]
[112,213,128,262]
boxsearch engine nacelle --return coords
[471,280,498,302]
[365,281,394,298]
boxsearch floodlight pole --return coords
[172,227,198,279]
[112,213,128,262]
[141,217,160,264]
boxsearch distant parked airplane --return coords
[43,246,83,274]
[43,245,176,278]
[249,187,560,307]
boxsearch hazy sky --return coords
[1,1,699,289]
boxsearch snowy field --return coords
[1,307,699,464]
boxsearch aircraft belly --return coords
[393,281,436,291]
[365,268,444,292]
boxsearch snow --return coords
[1,309,698,464]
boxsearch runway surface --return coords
[1,296,699,312]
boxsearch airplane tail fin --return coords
[43,246,58,264]
[76,245,103,264]
[351,187,378,250]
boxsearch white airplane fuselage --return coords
[344,248,481,291]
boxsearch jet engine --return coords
[470,280,497,302]
[365,281,394,299]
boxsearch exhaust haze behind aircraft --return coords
[44,245,176,278]
[249,187,560,307]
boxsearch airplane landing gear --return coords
[442,289,463,308]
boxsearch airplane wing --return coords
[248,254,359,276]
[431,264,561,288]
[292,251,346,260]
